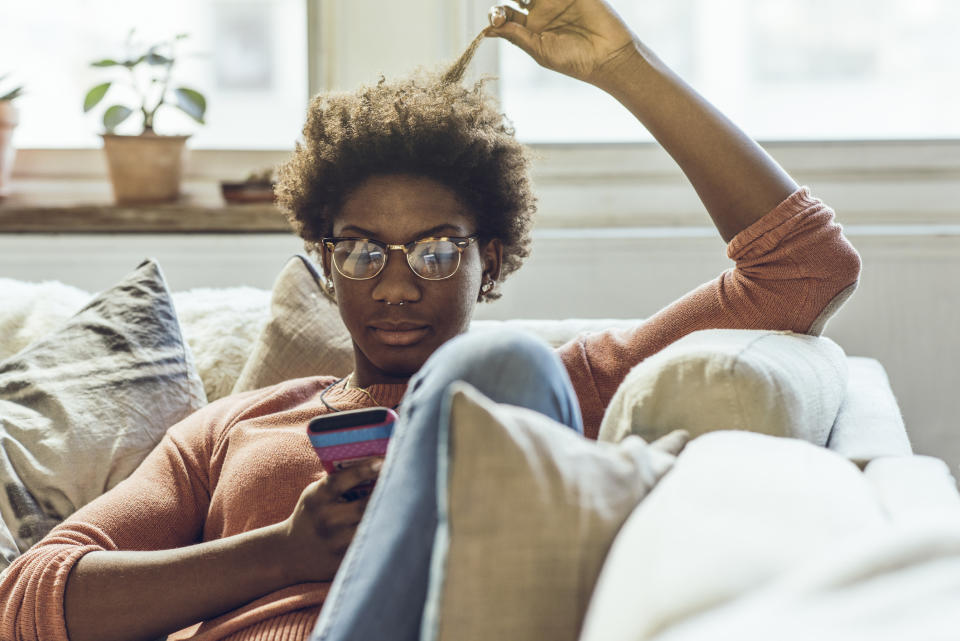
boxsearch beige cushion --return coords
[232,255,354,393]
[423,382,676,641]
[578,431,888,641]
[598,329,848,446]
[827,356,912,464]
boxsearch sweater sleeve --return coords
[0,395,240,641]
[558,187,862,439]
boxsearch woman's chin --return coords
[357,347,431,384]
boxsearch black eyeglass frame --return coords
[320,234,480,281]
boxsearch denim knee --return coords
[413,328,557,389]
[407,328,582,432]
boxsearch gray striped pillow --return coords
[0,259,207,569]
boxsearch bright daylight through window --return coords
[498,0,960,142]
[1,0,957,148]
[0,0,307,149]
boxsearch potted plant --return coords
[0,74,24,199]
[83,32,207,204]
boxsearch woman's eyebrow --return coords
[338,224,465,238]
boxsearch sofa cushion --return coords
[173,286,270,401]
[232,254,354,393]
[827,356,912,464]
[863,456,960,525]
[598,329,848,446]
[0,275,270,404]
[578,431,888,641]
[422,382,676,641]
[0,259,207,570]
[639,518,960,641]
[0,278,90,361]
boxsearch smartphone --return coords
[307,407,398,477]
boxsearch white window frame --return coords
[11,0,960,228]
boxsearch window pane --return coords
[0,0,307,149]
[499,0,960,142]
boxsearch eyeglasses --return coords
[321,235,479,281]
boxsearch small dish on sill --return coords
[220,181,276,204]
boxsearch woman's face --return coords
[322,173,502,386]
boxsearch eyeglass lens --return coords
[332,239,462,280]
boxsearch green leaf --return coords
[1,87,24,102]
[174,33,189,40]
[90,58,121,68]
[83,82,112,112]
[102,105,134,132]
[173,87,206,124]
[145,48,173,66]
[122,55,146,69]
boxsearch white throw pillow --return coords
[578,431,887,641]
[173,286,271,401]
[0,278,91,361]
[422,382,677,641]
[598,329,848,446]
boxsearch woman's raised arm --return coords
[486,0,798,242]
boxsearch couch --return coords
[1,254,959,640]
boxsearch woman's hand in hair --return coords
[486,0,639,88]
[277,459,383,583]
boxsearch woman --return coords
[0,1,861,640]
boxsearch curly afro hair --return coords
[276,31,535,303]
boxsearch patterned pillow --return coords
[0,259,207,570]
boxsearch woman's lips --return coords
[371,326,430,346]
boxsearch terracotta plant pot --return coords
[101,133,189,204]
[0,101,19,199]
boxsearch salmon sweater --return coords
[0,188,861,640]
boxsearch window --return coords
[498,0,960,142]
[0,0,307,149]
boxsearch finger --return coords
[323,497,370,528]
[488,4,527,29]
[487,22,541,60]
[651,430,690,456]
[320,460,382,500]
[329,524,360,554]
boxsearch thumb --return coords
[488,22,542,61]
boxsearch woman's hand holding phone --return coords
[277,458,382,584]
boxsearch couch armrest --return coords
[827,356,912,465]
[864,456,960,523]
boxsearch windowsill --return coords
[0,178,292,233]
[3,139,959,233]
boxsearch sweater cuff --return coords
[726,187,823,260]
[12,544,102,641]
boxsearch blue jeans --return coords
[310,329,583,641]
